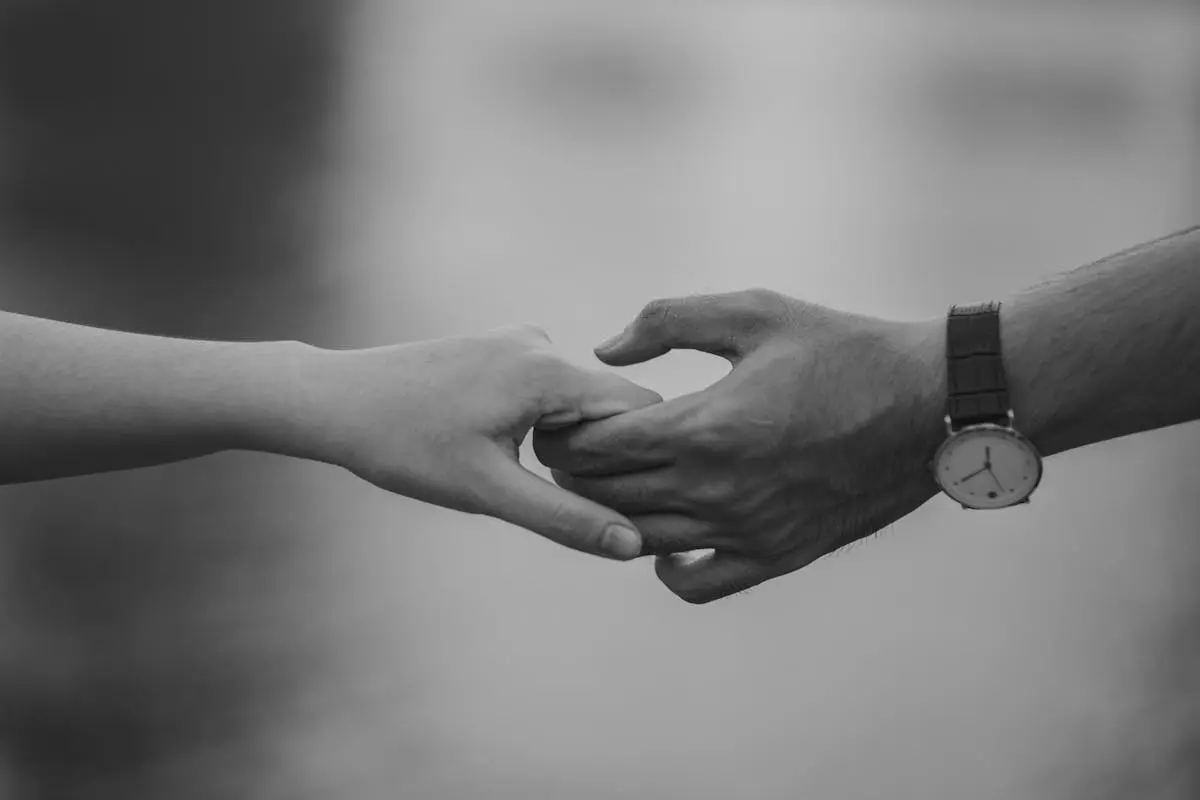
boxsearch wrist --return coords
[999,295,1057,456]
[230,339,342,464]
[905,303,1049,456]
[891,316,949,470]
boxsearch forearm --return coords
[914,227,1200,460]
[1006,226,1200,457]
[0,312,320,484]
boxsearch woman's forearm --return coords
[0,312,655,557]
[0,311,314,483]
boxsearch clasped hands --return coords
[306,289,948,603]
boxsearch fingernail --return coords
[601,524,642,560]
[595,330,625,352]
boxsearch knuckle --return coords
[495,323,552,349]
[515,323,552,343]
[544,499,583,537]
[731,288,788,331]
[678,400,739,452]
[688,480,734,509]
[637,298,676,330]
[740,287,783,310]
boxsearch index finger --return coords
[532,397,690,476]
[534,360,663,429]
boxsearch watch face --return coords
[932,425,1042,509]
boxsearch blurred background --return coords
[1,1,1198,798]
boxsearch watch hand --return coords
[984,446,992,468]
[959,465,989,482]
[986,467,1006,492]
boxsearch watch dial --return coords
[934,427,1042,509]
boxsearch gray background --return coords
[1,2,1198,798]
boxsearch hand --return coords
[534,289,946,602]
[297,325,661,560]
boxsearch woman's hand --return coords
[295,325,662,559]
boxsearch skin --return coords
[534,226,1200,603]
[0,315,660,560]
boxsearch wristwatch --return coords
[930,302,1043,509]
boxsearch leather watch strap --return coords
[945,301,1010,429]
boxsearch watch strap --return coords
[946,301,1010,429]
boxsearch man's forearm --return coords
[534,228,1200,599]
[918,227,1200,460]
[0,312,317,484]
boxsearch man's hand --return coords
[297,325,661,560]
[533,290,946,602]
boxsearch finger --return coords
[476,447,645,561]
[654,551,778,604]
[594,289,786,366]
[533,399,685,476]
[552,467,688,515]
[625,513,721,555]
[536,361,663,429]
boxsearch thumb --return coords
[594,289,786,366]
[478,448,645,560]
